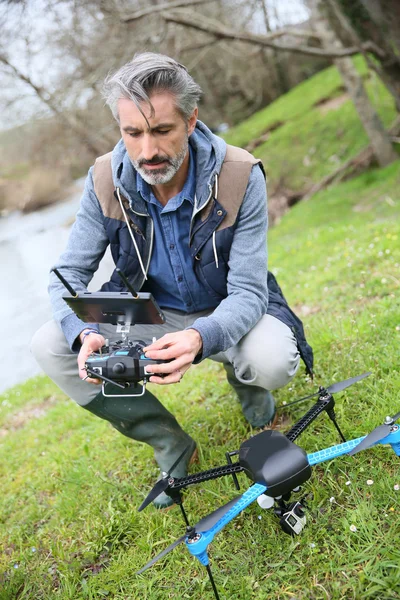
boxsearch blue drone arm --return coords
[308,427,400,466]
[185,483,267,565]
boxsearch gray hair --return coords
[102,52,202,123]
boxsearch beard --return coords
[131,136,189,185]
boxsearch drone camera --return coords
[280,501,306,536]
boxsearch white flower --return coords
[394,484,400,491]
[329,497,335,503]
[366,479,374,486]
[345,481,351,486]
[350,525,357,532]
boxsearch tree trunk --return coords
[334,0,400,110]
[313,0,397,167]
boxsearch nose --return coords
[141,133,158,161]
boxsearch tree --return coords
[311,0,397,167]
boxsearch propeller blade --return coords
[280,372,372,410]
[138,478,169,512]
[167,444,192,475]
[391,410,400,422]
[348,423,390,456]
[137,534,187,574]
[277,390,320,409]
[137,494,242,574]
[327,372,371,395]
[195,494,243,532]
[138,445,191,512]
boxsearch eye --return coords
[158,130,171,136]
[129,132,141,138]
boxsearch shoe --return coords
[153,444,198,510]
[224,364,276,428]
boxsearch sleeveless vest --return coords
[92,146,314,375]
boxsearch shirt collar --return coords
[136,145,196,211]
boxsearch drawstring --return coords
[212,231,219,269]
[116,187,148,281]
[213,174,219,268]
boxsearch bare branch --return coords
[0,53,103,155]
[122,0,216,23]
[163,12,386,59]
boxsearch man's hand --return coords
[143,329,203,385]
[77,329,106,385]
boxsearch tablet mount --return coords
[52,267,169,397]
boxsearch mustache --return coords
[138,156,170,166]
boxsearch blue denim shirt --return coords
[136,146,220,313]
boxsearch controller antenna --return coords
[51,268,78,298]
[116,268,139,299]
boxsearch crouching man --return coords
[31,52,313,508]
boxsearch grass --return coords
[1,60,400,599]
[224,56,398,193]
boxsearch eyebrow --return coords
[122,123,175,133]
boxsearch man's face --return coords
[118,93,197,185]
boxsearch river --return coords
[0,180,113,393]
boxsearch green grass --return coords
[1,61,400,599]
[224,56,397,192]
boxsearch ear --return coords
[187,107,198,136]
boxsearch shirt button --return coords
[170,244,175,250]
[186,302,192,307]
[177,276,183,282]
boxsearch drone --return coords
[136,372,400,600]
[50,270,399,598]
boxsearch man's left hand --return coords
[143,329,203,385]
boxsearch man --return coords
[31,53,313,508]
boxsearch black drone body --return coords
[239,429,312,496]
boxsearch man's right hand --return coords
[77,329,106,384]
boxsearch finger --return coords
[145,357,189,375]
[145,346,184,361]
[143,334,175,352]
[79,370,101,385]
[149,371,183,386]
[85,377,102,385]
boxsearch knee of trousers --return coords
[30,320,66,377]
[231,317,301,391]
[30,320,99,407]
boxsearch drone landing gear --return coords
[205,564,220,600]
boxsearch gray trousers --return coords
[32,310,299,405]
[31,310,299,471]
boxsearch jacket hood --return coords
[110,119,227,210]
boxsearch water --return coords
[0,180,113,393]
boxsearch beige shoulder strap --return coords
[93,151,125,220]
[214,144,264,228]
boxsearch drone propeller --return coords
[137,494,242,574]
[280,372,372,409]
[138,445,192,512]
[348,410,400,456]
